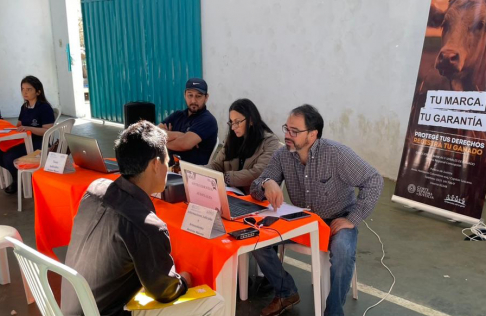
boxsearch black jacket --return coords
[61,177,187,316]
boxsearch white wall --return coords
[201,0,431,180]
[50,0,85,118]
[0,0,59,118]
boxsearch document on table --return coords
[0,130,10,134]
[225,186,245,196]
[258,203,309,217]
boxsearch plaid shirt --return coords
[250,139,383,227]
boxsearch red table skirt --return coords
[0,120,31,152]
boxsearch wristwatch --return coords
[261,178,272,191]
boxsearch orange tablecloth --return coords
[0,119,31,152]
[33,167,330,288]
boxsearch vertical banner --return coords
[393,0,486,223]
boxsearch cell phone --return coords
[280,211,311,221]
[257,216,280,227]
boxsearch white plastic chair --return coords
[0,226,34,304]
[15,118,75,212]
[52,108,61,124]
[5,236,100,316]
[209,136,220,162]
[0,167,12,189]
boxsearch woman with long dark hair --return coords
[0,75,55,194]
[206,98,281,194]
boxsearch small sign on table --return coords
[181,203,226,239]
[44,152,71,174]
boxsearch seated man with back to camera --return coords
[61,121,224,316]
[250,105,383,316]
[159,78,218,165]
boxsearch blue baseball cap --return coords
[185,78,208,94]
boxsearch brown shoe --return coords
[260,293,300,316]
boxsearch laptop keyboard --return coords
[104,159,119,172]
[227,196,265,218]
[105,160,118,167]
[229,203,255,217]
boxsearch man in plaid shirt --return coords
[250,104,383,316]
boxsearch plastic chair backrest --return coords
[40,118,75,169]
[52,108,61,124]
[209,137,220,163]
[5,237,100,316]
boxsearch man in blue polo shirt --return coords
[159,78,218,165]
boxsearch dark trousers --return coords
[0,141,42,184]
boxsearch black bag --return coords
[49,139,71,156]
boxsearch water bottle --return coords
[171,154,181,174]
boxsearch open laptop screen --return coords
[179,160,267,220]
[65,133,118,173]
[179,161,227,213]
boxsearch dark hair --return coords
[290,104,324,138]
[115,120,168,179]
[21,75,50,106]
[224,99,273,160]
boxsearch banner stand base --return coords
[391,195,480,225]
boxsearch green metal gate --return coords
[81,0,203,123]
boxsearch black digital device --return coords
[257,216,280,227]
[228,228,259,240]
[280,211,311,221]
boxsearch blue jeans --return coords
[253,227,358,316]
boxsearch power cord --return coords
[241,217,286,311]
[255,226,287,313]
[362,220,396,316]
[462,219,486,241]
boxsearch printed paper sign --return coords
[425,90,486,112]
[418,108,486,132]
[44,152,68,174]
[183,170,221,211]
[181,203,225,239]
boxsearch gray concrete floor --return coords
[0,116,485,316]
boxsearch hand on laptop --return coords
[179,271,192,288]
[263,180,283,211]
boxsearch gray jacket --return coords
[206,132,281,194]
